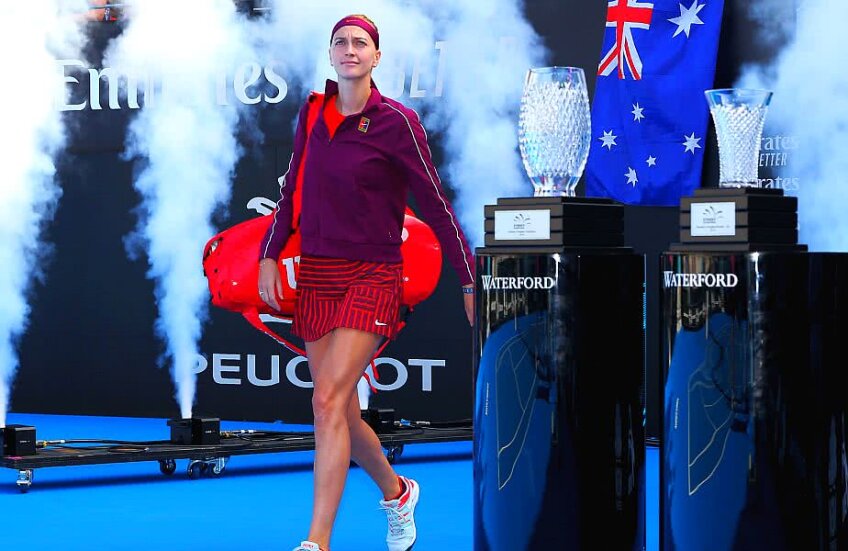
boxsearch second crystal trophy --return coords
[672,87,803,251]
[705,88,773,188]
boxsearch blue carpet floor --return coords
[0,413,659,550]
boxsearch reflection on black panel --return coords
[661,253,848,551]
[475,311,556,550]
[474,251,644,550]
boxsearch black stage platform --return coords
[0,426,472,492]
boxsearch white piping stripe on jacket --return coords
[262,153,293,259]
[385,103,473,283]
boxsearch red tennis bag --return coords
[202,211,442,324]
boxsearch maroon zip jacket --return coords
[259,79,474,286]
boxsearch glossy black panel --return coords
[474,250,645,550]
[661,253,848,551]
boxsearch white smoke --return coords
[422,1,547,245]
[105,1,258,419]
[0,2,88,427]
[263,0,547,246]
[738,0,848,250]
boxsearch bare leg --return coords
[306,337,401,512]
[305,328,382,549]
[346,389,403,499]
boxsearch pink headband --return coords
[331,16,379,49]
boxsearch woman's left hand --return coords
[463,286,474,327]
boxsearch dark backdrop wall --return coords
[11,1,775,435]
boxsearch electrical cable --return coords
[37,439,254,454]
[38,438,168,447]
[221,430,313,443]
[229,434,312,443]
[386,427,425,437]
[397,419,472,429]
[46,443,150,454]
[413,426,471,433]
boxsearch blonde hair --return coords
[347,13,378,33]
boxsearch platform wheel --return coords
[159,459,177,476]
[16,470,33,493]
[187,460,205,480]
[386,445,404,464]
[209,457,228,477]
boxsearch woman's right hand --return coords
[258,258,284,311]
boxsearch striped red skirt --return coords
[292,255,403,342]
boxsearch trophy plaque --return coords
[674,187,801,251]
[484,196,623,248]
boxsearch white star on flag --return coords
[599,130,618,150]
[669,1,705,38]
[647,155,657,167]
[682,132,702,154]
[632,103,645,122]
[625,167,638,186]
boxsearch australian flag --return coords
[585,0,725,205]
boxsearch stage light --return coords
[363,407,395,435]
[167,417,220,445]
[1,425,37,457]
[233,1,271,17]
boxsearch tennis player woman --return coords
[258,14,474,551]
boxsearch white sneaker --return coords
[292,542,321,551]
[379,476,419,551]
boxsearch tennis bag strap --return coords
[242,92,325,354]
[290,92,324,231]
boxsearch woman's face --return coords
[329,25,380,81]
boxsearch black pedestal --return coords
[672,188,804,252]
[661,252,848,550]
[474,248,645,550]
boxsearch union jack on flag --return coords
[598,0,655,80]
[585,0,726,205]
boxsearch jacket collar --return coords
[323,79,383,112]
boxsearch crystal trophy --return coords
[671,88,803,252]
[518,66,591,197]
[484,66,624,248]
[704,88,773,188]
